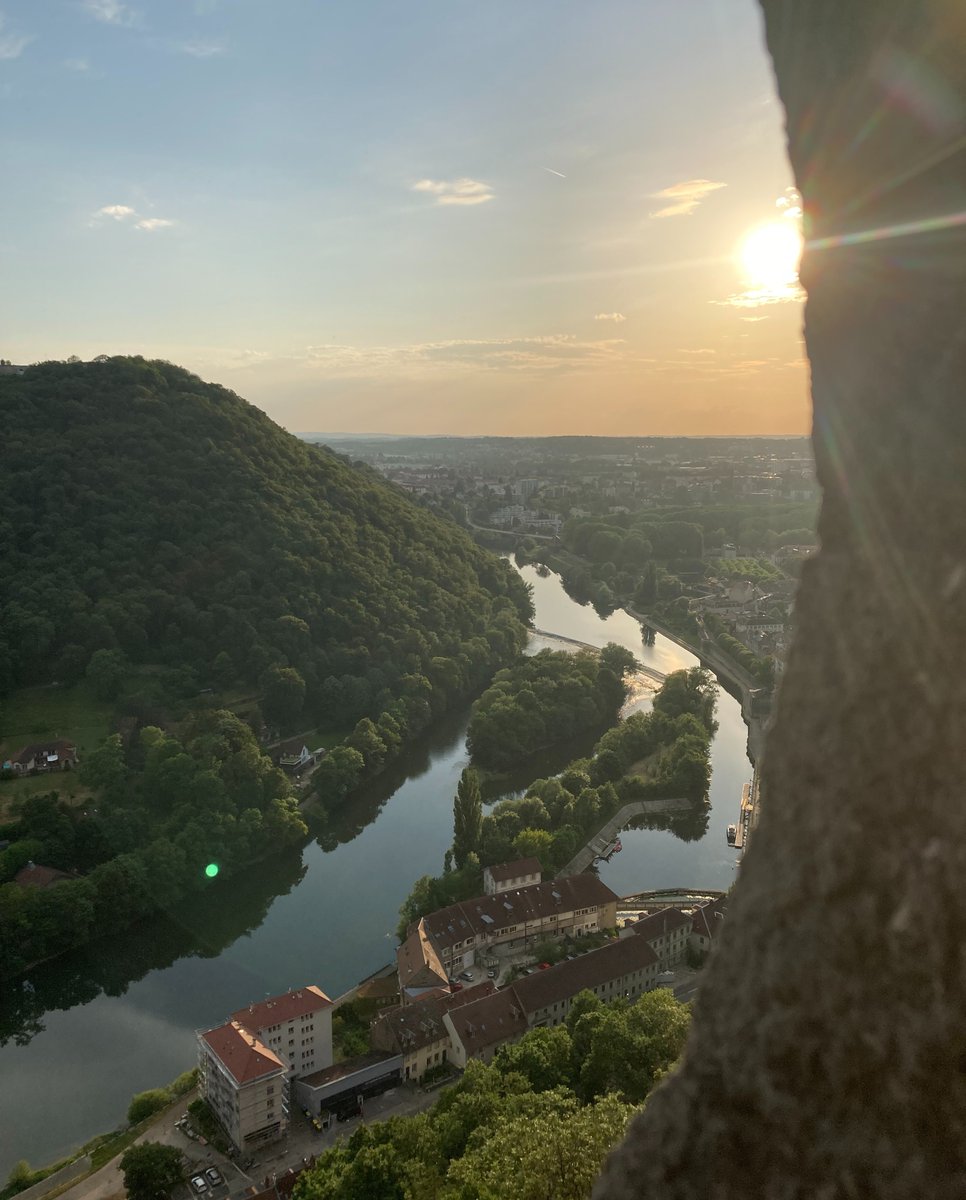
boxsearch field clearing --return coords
[0,682,113,758]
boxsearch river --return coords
[0,563,750,1177]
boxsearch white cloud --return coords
[412,178,494,207]
[65,57,91,71]
[81,0,137,27]
[95,204,136,220]
[649,178,726,219]
[714,284,804,309]
[594,312,626,323]
[92,205,175,231]
[0,14,33,59]
[177,38,227,58]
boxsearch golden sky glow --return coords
[1,1,809,436]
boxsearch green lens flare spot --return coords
[205,863,220,878]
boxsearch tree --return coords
[453,768,483,869]
[260,665,306,729]
[85,648,127,700]
[127,1088,171,1125]
[119,1143,184,1200]
[512,827,554,870]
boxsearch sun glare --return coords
[739,221,802,291]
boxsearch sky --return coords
[0,0,809,436]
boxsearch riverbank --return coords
[0,563,750,1180]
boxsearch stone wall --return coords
[595,2,966,1196]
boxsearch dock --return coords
[733,771,760,850]
[557,797,691,877]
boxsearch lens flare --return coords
[205,863,219,878]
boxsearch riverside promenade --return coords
[557,798,691,877]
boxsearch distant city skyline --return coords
[0,0,807,435]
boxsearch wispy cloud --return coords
[0,14,33,60]
[65,57,91,71]
[649,178,726,219]
[298,333,630,378]
[92,205,175,231]
[177,38,227,58]
[95,204,136,220]
[412,178,494,207]
[594,312,626,323]
[714,284,804,309]
[81,0,137,27]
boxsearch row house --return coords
[397,875,619,1001]
[370,981,497,1081]
[443,934,661,1067]
[630,908,693,969]
[483,857,542,896]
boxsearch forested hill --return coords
[0,357,532,721]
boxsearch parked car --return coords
[190,1177,209,1195]
[459,970,474,982]
[449,981,463,991]
[486,969,497,979]
[205,1168,223,1187]
[538,962,551,970]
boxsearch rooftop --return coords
[445,988,529,1054]
[200,1021,286,1085]
[632,908,693,942]
[486,857,542,883]
[298,1051,397,1089]
[231,985,332,1033]
[513,934,659,1013]
[371,980,497,1054]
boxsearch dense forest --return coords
[0,358,532,731]
[466,644,637,771]
[0,712,307,977]
[293,987,691,1200]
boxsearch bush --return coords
[127,1088,171,1125]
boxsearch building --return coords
[198,985,333,1153]
[370,981,497,1080]
[3,740,78,776]
[483,857,542,895]
[13,862,78,889]
[294,1052,402,1122]
[444,934,661,1067]
[272,739,325,774]
[630,908,693,969]
[688,895,728,960]
[198,1021,289,1153]
[397,875,620,1000]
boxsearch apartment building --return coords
[197,985,333,1153]
[397,874,619,1001]
[198,1021,289,1152]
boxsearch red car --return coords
[538,962,552,970]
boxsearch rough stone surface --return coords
[594,3,966,1197]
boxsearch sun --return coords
[738,221,802,291]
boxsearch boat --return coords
[726,824,737,845]
[599,837,623,862]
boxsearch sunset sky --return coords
[0,0,808,435]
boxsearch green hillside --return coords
[0,357,532,729]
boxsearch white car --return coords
[190,1177,209,1195]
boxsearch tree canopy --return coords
[0,358,532,723]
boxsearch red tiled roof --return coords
[631,908,693,942]
[231,985,332,1033]
[396,920,449,990]
[13,864,76,889]
[201,1021,285,1084]
[689,895,728,942]
[486,857,542,883]
[512,935,658,1013]
[445,987,529,1054]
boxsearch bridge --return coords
[556,797,691,878]
[531,629,667,685]
[619,887,726,911]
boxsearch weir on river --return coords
[0,563,752,1178]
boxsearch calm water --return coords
[0,564,750,1175]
